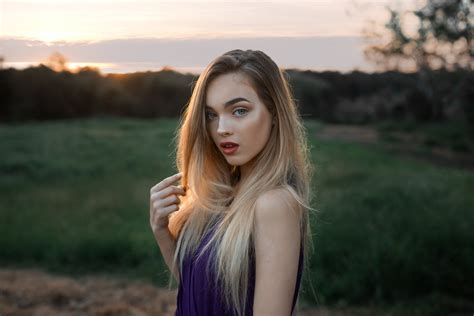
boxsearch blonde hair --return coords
[168,49,316,316]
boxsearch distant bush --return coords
[0,66,195,122]
[457,73,474,127]
[287,70,336,121]
[404,87,433,122]
[0,66,472,127]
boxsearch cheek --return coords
[207,126,217,144]
[244,113,272,145]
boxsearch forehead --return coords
[205,72,258,108]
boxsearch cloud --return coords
[1,36,375,73]
[3,0,388,41]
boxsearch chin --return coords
[224,158,240,165]
[224,157,246,166]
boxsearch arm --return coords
[149,172,185,282]
[253,189,301,316]
[153,228,179,281]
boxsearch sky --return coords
[0,0,418,74]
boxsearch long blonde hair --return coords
[168,49,316,316]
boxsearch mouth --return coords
[220,143,239,155]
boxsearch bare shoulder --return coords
[253,186,302,257]
[254,188,301,223]
[253,188,302,242]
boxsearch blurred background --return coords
[0,0,473,315]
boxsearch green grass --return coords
[375,119,474,153]
[1,117,473,315]
[0,117,180,284]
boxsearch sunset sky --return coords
[0,0,418,74]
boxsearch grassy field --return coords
[375,119,474,154]
[0,117,473,315]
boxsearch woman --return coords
[149,49,315,316]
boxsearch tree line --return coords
[0,64,472,126]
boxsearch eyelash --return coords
[206,108,248,120]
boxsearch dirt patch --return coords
[316,124,474,169]
[316,125,379,144]
[0,267,387,316]
[0,267,177,316]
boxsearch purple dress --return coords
[175,217,304,316]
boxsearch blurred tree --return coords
[44,51,69,72]
[364,0,473,72]
[0,56,4,69]
[363,0,473,121]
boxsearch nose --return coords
[216,117,233,136]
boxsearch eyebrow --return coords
[205,97,250,110]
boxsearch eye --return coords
[233,108,248,116]
[205,111,217,120]
[206,108,248,120]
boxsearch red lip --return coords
[220,142,239,155]
[220,142,239,148]
[222,146,239,155]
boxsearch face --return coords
[205,72,273,176]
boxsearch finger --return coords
[168,185,186,196]
[152,202,179,217]
[167,185,186,197]
[162,203,179,216]
[153,185,185,200]
[150,204,179,226]
[162,194,180,206]
[150,172,182,193]
[175,185,186,195]
[152,194,180,210]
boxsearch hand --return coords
[149,172,186,234]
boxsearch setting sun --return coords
[34,31,84,44]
